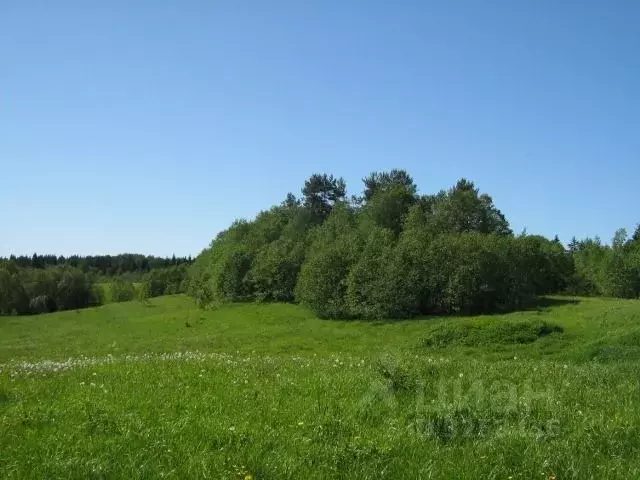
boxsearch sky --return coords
[1,0,638,257]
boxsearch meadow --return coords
[2,295,640,479]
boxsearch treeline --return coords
[3,253,192,278]
[568,229,640,298]
[189,171,576,319]
[0,263,101,315]
[0,262,190,315]
[105,265,190,303]
[139,265,189,299]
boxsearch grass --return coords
[1,295,640,478]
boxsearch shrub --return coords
[295,204,360,318]
[423,319,563,348]
[250,239,304,302]
[28,295,57,314]
[0,265,99,315]
[422,234,541,315]
[295,243,354,318]
[55,269,99,310]
[142,265,189,298]
[218,248,254,301]
[110,280,136,303]
[346,228,399,319]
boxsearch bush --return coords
[0,264,100,315]
[295,243,354,319]
[295,204,360,318]
[141,265,189,298]
[110,280,136,303]
[55,269,99,310]
[346,228,399,319]
[422,234,515,314]
[423,319,563,348]
[217,248,254,301]
[28,295,57,314]
[250,239,304,302]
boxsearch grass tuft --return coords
[423,319,564,348]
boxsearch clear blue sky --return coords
[1,1,638,257]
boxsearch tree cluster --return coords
[0,262,101,315]
[2,253,192,278]
[0,258,193,315]
[139,265,189,299]
[567,227,640,298]
[189,171,573,319]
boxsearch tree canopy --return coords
[188,171,607,320]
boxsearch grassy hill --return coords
[2,295,640,478]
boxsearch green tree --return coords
[301,173,347,223]
[361,186,416,236]
[250,238,304,302]
[295,243,353,318]
[295,204,360,318]
[362,169,417,202]
[346,228,396,318]
[111,279,136,303]
[424,179,512,236]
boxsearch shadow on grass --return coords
[363,297,582,326]
[529,296,581,309]
[524,297,581,313]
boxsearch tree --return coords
[362,169,417,202]
[250,238,304,302]
[294,204,360,318]
[55,268,97,310]
[111,279,136,303]
[192,170,640,318]
[568,237,580,253]
[138,282,151,303]
[346,228,397,318]
[422,234,534,315]
[301,173,347,223]
[569,238,607,296]
[141,265,189,298]
[424,179,512,236]
[612,228,627,249]
[361,185,416,236]
[217,248,254,301]
[0,265,28,315]
[295,242,353,318]
[29,295,57,314]
[282,192,300,208]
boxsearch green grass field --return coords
[2,295,640,479]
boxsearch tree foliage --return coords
[0,264,101,315]
[110,279,136,303]
[189,171,589,319]
[1,253,193,278]
[302,173,347,224]
[141,265,189,298]
[362,169,417,202]
[566,231,640,298]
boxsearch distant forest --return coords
[3,253,192,277]
[0,254,192,316]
